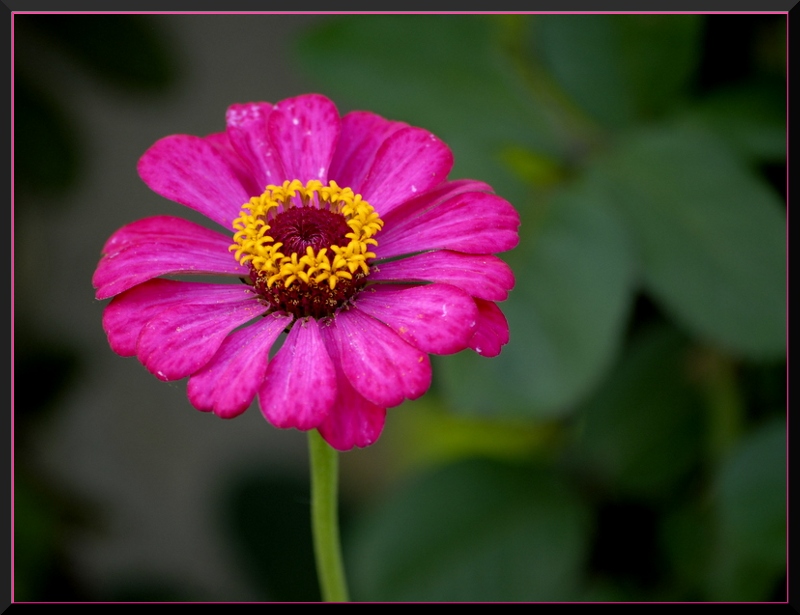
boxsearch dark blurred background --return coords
[13,14,786,602]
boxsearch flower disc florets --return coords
[230,179,384,318]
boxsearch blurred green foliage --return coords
[348,459,591,601]
[296,14,786,602]
[567,325,705,501]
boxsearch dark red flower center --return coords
[230,180,384,320]
[250,266,369,321]
[250,207,370,319]
[269,207,352,254]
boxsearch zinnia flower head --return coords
[93,94,519,451]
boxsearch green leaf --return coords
[592,125,786,359]
[681,82,786,163]
[348,459,590,601]
[706,419,786,601]
[296,15,559,206]
[532,15,703,128]
[568,325,705,499]
[437,182,635,418]
[298,16,550,143]
[389,397,561,471]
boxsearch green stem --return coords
[308,429,350,602]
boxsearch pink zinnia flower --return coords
[93,94,519,451]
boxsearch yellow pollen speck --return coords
[229,179,384,290]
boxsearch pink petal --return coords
[259,317,336,431]
[468,298,510,357]
[204,131,263,197]
[316,382,386,452]
[102,279,260,357]
[328,111,407,193]
[316,324,386,451]
[100,215,233,255]
[328,307,432,408]
[378,178,493,225]
[187,312,292,419]
[94,216,248,300]
[354,283,478,355]
[370,179,490,259]
[268,94,340,183]
[225,102,286,189]
[137,300,268,381]
[375,191,520,259]
[138,134,254,230]
[360,126,454,217]
[370,250,515,302]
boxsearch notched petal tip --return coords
[328,308,432,408]
[187,312,291,419]
[468,298,510,358]
[259,317,337,431]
